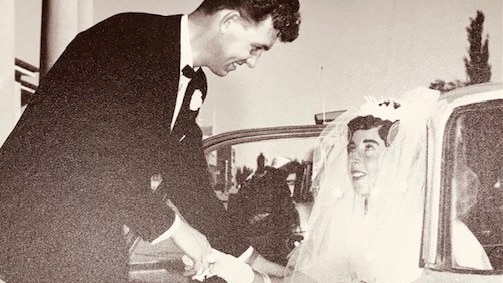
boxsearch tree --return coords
[429,10,491,93]
[429,79,466,93]
[235,165,253,188]
[464,10,491,85]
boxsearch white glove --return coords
[208,249,255,283]
[183,249,254,283]
[182,254,215,281]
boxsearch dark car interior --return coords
[457,103,503,270]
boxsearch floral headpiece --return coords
[357,96,403,122]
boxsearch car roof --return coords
[439,82,502,104]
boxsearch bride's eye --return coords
[347,143,356,153]
[364,144,376,158]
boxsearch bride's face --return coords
[347,127,386,196]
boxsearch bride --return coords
[286,88,439,283]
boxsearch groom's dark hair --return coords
[196,0,301,42]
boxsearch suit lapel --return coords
[155,15,183,132]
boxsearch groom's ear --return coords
[385,121,400,147]
[219,10,241,34]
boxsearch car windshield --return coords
[449,102,503,271]
[206,138,317,193]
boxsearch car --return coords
[129,82,503,282]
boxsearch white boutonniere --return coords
[189,90,203,111]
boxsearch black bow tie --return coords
[182,65,198,79]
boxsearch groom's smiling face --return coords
[347,127,386,197]
[209,13,278,76]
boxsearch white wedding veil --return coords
[286,88,440,283]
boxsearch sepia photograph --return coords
[1,1,502,282]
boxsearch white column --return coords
[39,0,79,78]
[39,0,94,78]
[0,0,17,147]
[78,0,94,32]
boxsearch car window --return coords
[450,104,503,271]
[206,137,318,204]
[205,136,318,264]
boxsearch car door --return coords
[417,84,503,282]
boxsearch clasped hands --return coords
[170,218,256,283]
[166,198,283,282]
[182,248,255,283]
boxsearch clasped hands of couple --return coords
[168,209,283,283]
[173,222,281,283]
[182,245,255,283]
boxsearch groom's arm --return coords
[159,140,287,276]
[159,141,251,256]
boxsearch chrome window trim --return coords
[203,124,326,153]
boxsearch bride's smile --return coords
[350,170,366,180]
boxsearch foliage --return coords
[429,79,467,93]
[235,166,253,187]
[464,10,491,85]
[429,10,491,93]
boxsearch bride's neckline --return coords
[364,197,369,215]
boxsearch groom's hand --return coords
[207,249,255,283]
[182,249,254,282]
[185,249,286,283]
[170,219,211,277]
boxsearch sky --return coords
[15,0,503,135]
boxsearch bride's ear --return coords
[385,121,400,147]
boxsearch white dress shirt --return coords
[170,14,197,132]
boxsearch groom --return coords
[0,0,300,282]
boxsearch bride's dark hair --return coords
[347,115,398,147]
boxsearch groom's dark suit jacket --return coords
[0,13,247,282]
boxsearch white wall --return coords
[1,0,18,147]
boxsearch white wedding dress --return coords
[286,88,440,283]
